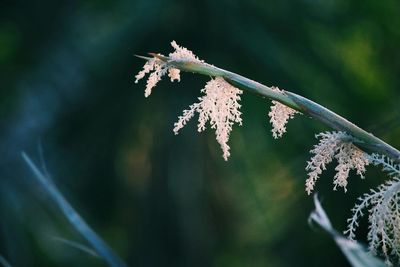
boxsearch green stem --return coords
[151,55,400,161]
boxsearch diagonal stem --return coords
[147,55,400,161]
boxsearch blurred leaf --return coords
[51,236,100,258]
[0,255,12,267]
[309,195,386,267]
[21,152,127,267]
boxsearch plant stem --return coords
[150,55,400,161]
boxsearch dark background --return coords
[1,0,400,266]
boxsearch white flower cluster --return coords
[135,41,304,160]
[305,131,369,194]
[268,87,299,139]
[135,41,243,160]
[345,155,400,265]
[174,77,242,161]
[135,41,202,97]
[135,42,400,265]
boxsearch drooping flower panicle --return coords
[345,155,400,264]
[136,41,304,160]
[135,40,202,97]
[135,41,400,266]
[136,41,242,160]
[268,86,299,139]
[173,77,242,161]
[305,131,369,194]
[135,58,168,97]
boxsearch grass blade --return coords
[0,255,12,267]
[21,152,127,267]
[51,236,100,258]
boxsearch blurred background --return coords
[1,0,400,266]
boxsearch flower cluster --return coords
[268,87,299,139]
[135,41,400,266]
[135,41,202,97]
[135,41,242,160]
[135,58,168,97]
[345,155,400,265]
[305,131,369,194]
[174,77,242,160]
[135,41,302,159]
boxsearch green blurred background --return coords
[1,0,400,266]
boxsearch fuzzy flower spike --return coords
[135,41,202,97]
[345,154,400,265]
[174,77,243,161]
[136,41,242,160]
[305,131,369,194]
[268,86,299,139]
